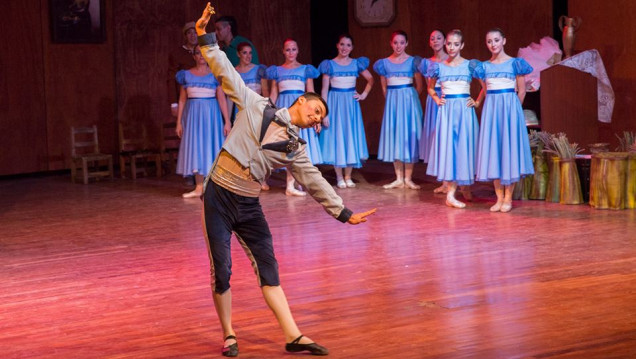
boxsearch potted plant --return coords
[539,132,561,203]
[543,133,583,204]
[528,130,548,200]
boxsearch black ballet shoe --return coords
[285,334,329,356]
[222,335,238,357]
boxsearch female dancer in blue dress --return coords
[426,29,485,208]
[236,42,269,100]
[176,45,230,198]
[235,42,271,191]
[373,30,424,190]
[318,34,374,189]
[474,28,534,212]
[267,38,321,196]
[418,30,449,193]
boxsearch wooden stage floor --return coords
[1,160,635,358]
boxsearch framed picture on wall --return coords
[50,0,105,43]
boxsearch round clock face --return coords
[354,0,396,27]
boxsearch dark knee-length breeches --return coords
[202,181,280,293]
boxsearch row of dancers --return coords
[175,27,534,212]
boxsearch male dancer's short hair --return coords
[290,92,329,118]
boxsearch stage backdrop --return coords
[1,0,635,176]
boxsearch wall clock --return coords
[354,0,396,27]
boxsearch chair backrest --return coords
[71,125,100,157]
[119,122,150,153]
[161,120,181,153]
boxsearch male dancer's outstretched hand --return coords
[348,208,377,225]
[196,2,215,36]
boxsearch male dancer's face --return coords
[291,97,326,128]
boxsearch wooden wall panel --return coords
[569,0,636,148]
[349,0,552,155]
[42,0,116,171]
[0,0,48,175]
[245,0,313,66]
[183,0,312,78]
[540,65,599,148]
[475,0,553,61]
[113,1,186,149]
[112,0,312,154]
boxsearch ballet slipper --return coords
[433,184,448,194]
[500,201,513,213]
[182,190,202,199]
[285,334,328,355]
[286,187,307,197]
[336,179,347,189]
[222,335,238,357]
[404,179,421,190]
[382,179,404,189]
[490,201,503,212]
[445,194,466,209]
[345,179,356,188]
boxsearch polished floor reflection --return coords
[1,160,635,358]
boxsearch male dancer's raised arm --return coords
[195,4,258,113]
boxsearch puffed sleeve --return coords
[426,61,439,79]
[417,58,431,77]
[318,60,332,76]
[472,60,485,79]
[266,65,278,81]
[356,57,370,72]
[210,74,220,87]
[468,59,482,78]
[305,64,320,79]
[256,64,267,80]
[176,70,187,85]
[373,59,386,76]
[513,57,534,76]
[412,56,423,72]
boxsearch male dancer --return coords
[195,3,376,357]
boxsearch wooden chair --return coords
[118,122,162,179]
[160,120,181,175]
[70,125,114,184]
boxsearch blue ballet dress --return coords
[175,70,225,177]
[425,60,480,185]
[238,64,267,95]
[232,64,267,117]
[266,64,322,164]
[317,57,370,168]
[474,58,534,185]
[373,56,423,163]
[418,58,443,164]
